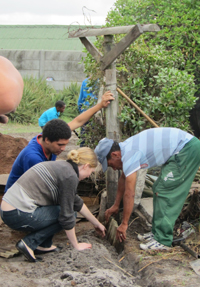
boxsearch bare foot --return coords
[36,245,57,251]
[22,240,36,259]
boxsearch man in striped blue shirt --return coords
[95,127,200,250]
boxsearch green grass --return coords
[0,122,41,134]
[0,114,75,135]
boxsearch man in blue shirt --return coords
[77,78,97,113]
[5,119,70,192]
[38,101,66,129]
[94,128,200,250]
[77,78,97,147]
[5,91,114,192]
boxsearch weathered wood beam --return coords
[80,37,102,62]
[68,24,160,38]
[104,35,120,208]
[100,24,143,71]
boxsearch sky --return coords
[0,0,116,26]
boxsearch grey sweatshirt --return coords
[3,161,83,230]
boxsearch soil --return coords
[0,133,28,174]
[0,215,199,287]
[0,131,80,174]
[0,131,200,287]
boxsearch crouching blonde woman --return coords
[0,148,106,262]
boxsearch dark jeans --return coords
[0,206,63,250]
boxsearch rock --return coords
[138,198,153,224]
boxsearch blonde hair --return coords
[67,147,98,167]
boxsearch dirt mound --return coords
[0,222,137,287]
[0,133,28,174]
[1,218,199,287]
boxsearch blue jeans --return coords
[0,206,63,250]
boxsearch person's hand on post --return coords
[105,205,119,222]
[116,223,128,242]
[100,91,114,108]
[75,243,92,251]
[94,222,106,237]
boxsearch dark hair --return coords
[55,101,65,108]
[106,141,120,160]
[42,119,71,142]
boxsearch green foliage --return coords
[8,77,80,124]
[56,83,80,119]
[82,0,199,142]
[78,120,106,150]
[8,76,55,124]
[107,0,200,86]
[119,67,197,135]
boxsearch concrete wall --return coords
[0,50,86,90]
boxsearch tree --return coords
[82,0,199,140]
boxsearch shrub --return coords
[8,77,80,124]
[119,67,197,136]
[80,0,199,144]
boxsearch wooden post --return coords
[104,35,121,208]
[69,24,160,209]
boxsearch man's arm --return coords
[117,171,137,242]
[68,91,114,131]
[105,172,126,221]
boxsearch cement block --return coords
[44,70,85,82]
[138,198,153,224]
[98,190,107,223]
[134,169,147,209]
[45,51,85,61]
[0,50,40,62]
[44,60,84,72]
[0,50,15,59]
[133,208,152,231]
[20,70,39,78]
[15,51,26,63]
[21,50,41,60]
[13,59,40,70]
